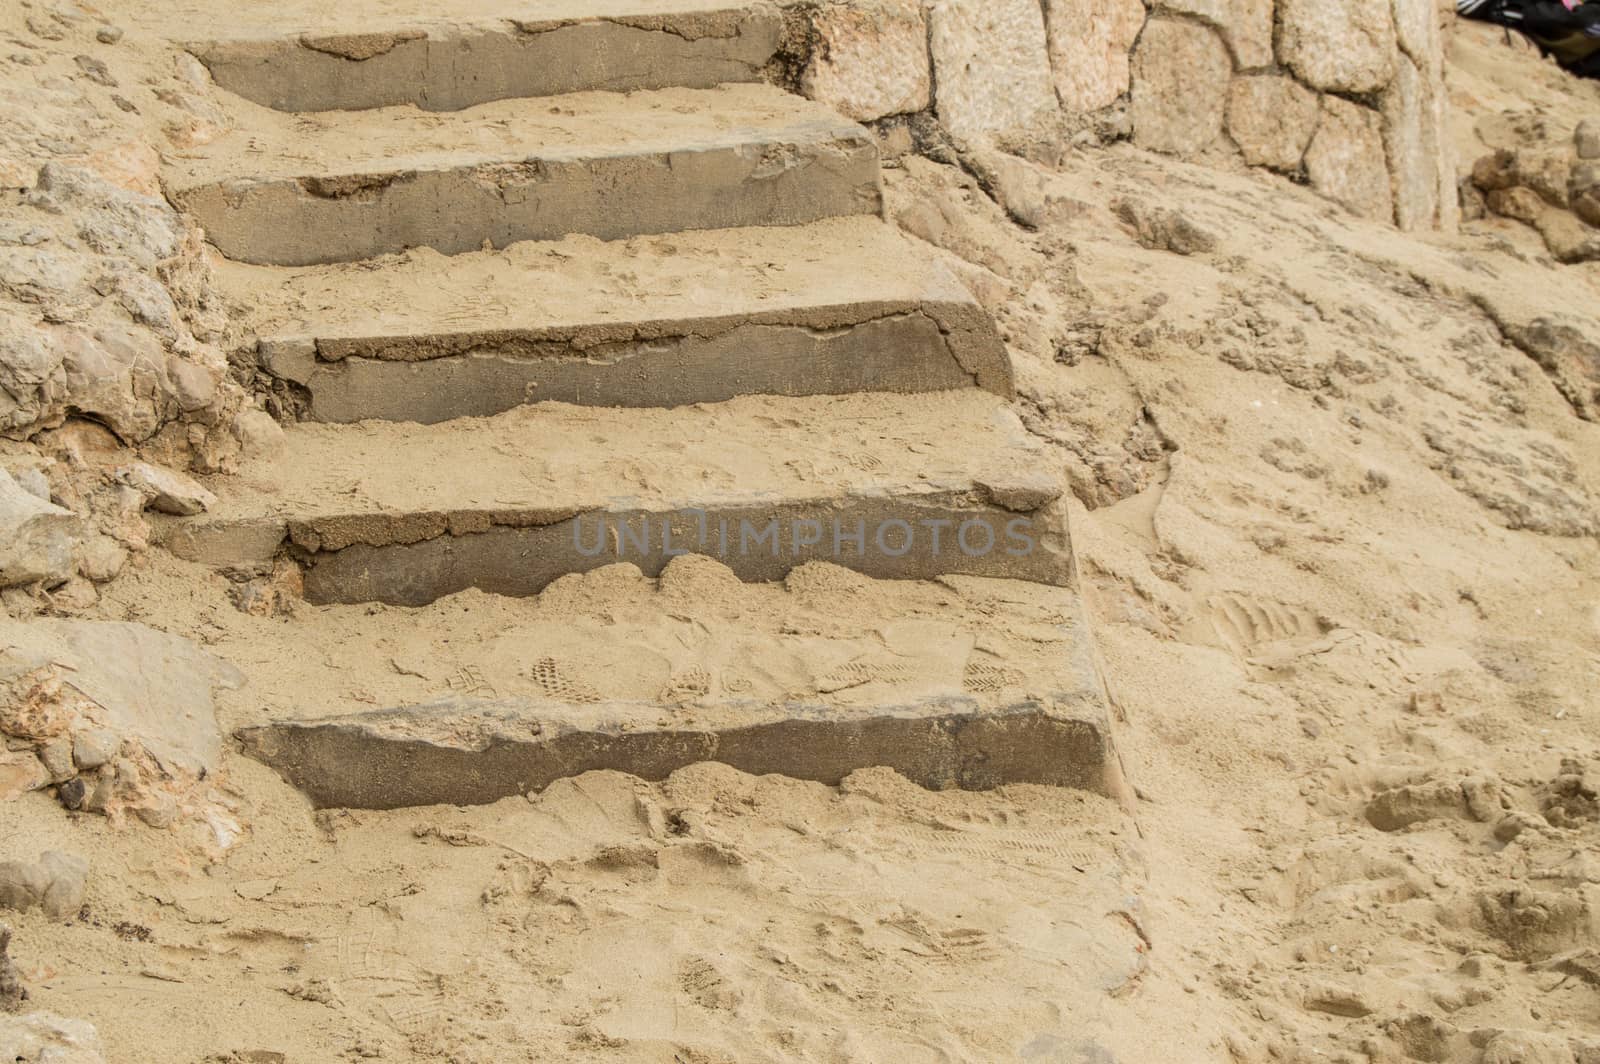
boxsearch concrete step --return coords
[232,218,1012,422]
[157,390,1073,606]
[165,84,879,266]
[202,556,1120,808]
[162,3,782,113]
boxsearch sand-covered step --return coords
[232,218,1012,422]
[167,552,1120,808]
[156,390,1073,605]
[151,2,781,113]
[164,83,879,267]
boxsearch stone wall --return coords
[794,0,1459,231]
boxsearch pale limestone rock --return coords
[1278,0,1398,93]
[0,1012,105,1064]
[1045,0,1147,113]
[1131,19,1232,155]
[0,469,78,588]
[113,461,215,516]
[1227,75,1320,171]
[0,753,48,801]
[1383,56,1442,230]
[1306,96,1395,221]
[930,0,1057,144]
[231,408,284,460]
[1157,0,1273,67]
[802,0,930,122]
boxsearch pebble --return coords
[95,25,124,44]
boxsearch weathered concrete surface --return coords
[164,85,880,266]
[155,390,1072,603]
[229,219,1012,421]
[239,688,1119,808]
[185,5,782,112]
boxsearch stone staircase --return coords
[145,0,1124,809]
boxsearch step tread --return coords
[165,83,865,192]
[190,556,1117,807]
[187,390,1056,528]
[225,218,978,351]
[125,0,767,41]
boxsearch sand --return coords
[2,7,1600,1064]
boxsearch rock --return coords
[36,739,73,783]
[35,853,86,920]
[231,408,284,460]
[1278,0,1398,93]
[1383,56,1443,231]
[0,620,240,782]
[1536,209,1600,264]
[0,470,79,589]
[0,864,49,916]
[1577,118,1600,160]
[1227,75,1320,171]
[164,354,217,413]
[75,536,126,584]
[10,470,49,504]
[95,25,124,44]
[1302,981,1374,1017]
[1130,19,1232,156]
[1306,96,1395,222]
[1480,1029,1579,1064]
[971,150,1055,228]
[1044,0,1146,112]
[0,310,65,438]
[113,461,215,516]
[929,0,1057,144]
[802,0,930,122]
[0,1011,105,1063]
[1157,0,1273,67]
[0,852,85,921]
[0,754,47,801]
[71,728,118,771]
[1486,186,1545,225]
[133,792,177,829]
[56,777,86,811]
[1113,199,1220,254]
[0,925,23,1012]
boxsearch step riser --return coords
[174,140,881,267]
[238,695,1117,809]
[190,8,782,113]
[165,498,1072,607]
[269,310,1009,422]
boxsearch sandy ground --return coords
[4,9,1600,1064]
